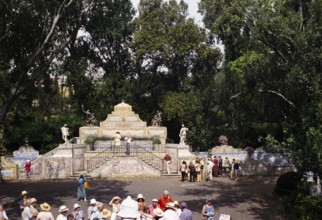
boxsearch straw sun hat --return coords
[40,203,51,211]
[101,209,112,218]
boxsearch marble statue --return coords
[61,124,70,144]
[179,124,188,145]
[151,111,162,126]
[82,106,97,125]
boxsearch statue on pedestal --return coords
[179,124,188,145]
[82,106,97,125]
[61,124,70,144]
[151,111,162,126]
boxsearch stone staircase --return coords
[77,145,174,178]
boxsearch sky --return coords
[130,0,203,25]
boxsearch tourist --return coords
[201,199,215,220]
[230,159,235,180]
[234,160,240,181]
[153,208,164,220]
[117,196,140,220]
[36,203,54,220]
[22,200,32,220]
[179,202,192,220]
[173,201,181,216]
[180,161,187,182]
[66,214,74,220]
[206,159,214,181]
[200,158,205,180]
[109,196,121,220]
[20,190,30,211]
[72,204,84,220]
[77,175,86,201]
[218,156,223,176]
[162,154,172,174]
[25,160,31,178]
[195,160,201,182]
[101,209,111,220]
[90,202,104,220]
[213,156,219,177]
[161,203,179,220]
[137,194,147,213]
[188,161,196,182]
[87,199,97,220]
[57,205,69,220]
[157,190,173,212]
[124,135,132,155]
[147,199,159,217]
[0,204,8,220]
[114,132,121,152]
[223,157,230,176]
[30,198,39,219]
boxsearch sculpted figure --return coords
[151,111,162,126]
[82,106,96,125]
[61,124,69,144]
[179,124,188,145]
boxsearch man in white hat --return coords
[37,202,54,220]
[56,205,68,220]
[161,203,180,220]
[148,199,159,218]
[87,199,97,220]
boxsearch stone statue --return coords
[218,135,228,145]
[179,124,188,145]
[151,111,162,126]
[61,124,70,144]
[82,105,96,125]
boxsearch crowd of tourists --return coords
[0,190,217,220]
[180,156,241,182]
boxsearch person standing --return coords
[188,162,196,182]
[157,191,173,212]
[77,175,86,201]
[195,160,201,182]
[201,199,215,220]
[230,159,235,180]
[213,156,219,177]
[56,205,69,220]
[20,191,30,211]
[163,154,172,174]
[147,199,159,218]
[25,160,31,178]
[72,204,84,220]
[179,202,192,220]
[234,160,240,181]
[30,198,38,220]
[22,200,33,220]
[114,132,121,152]
[180,161,187,182]
[87,199,97,220]
[109,196,121,220]
[218,156,223,176]
[223,157,230,176]
[124,135,132,155]
[36,203,54,220]
[0,204,8,220]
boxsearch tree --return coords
[199,0,322,172]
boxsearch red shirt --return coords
[25,162,31,171]
[158,196,173,211]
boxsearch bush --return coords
[275,171,302,195]
[296,195,322,219]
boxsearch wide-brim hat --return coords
[74,203,80,210]
[153,208,164,217]
[30,198,37,204]
[137,193,145,201]
[111,196,121,202]
[173,201,179,207]
[90,198,97,205]
[101,208,112,218]
[21,190,28,196]
[59,205,69,213]
[117,196,139,218]
[40,203,51,211]
[152,198,158,202]
[161,209,180,220]
[166,202,176,209]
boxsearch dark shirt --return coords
[163,155,171,161]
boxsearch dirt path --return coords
[0,176,284,220]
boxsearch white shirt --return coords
[56,214,67,220]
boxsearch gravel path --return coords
[0,176,284,220]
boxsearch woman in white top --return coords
[109,196,121,220]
